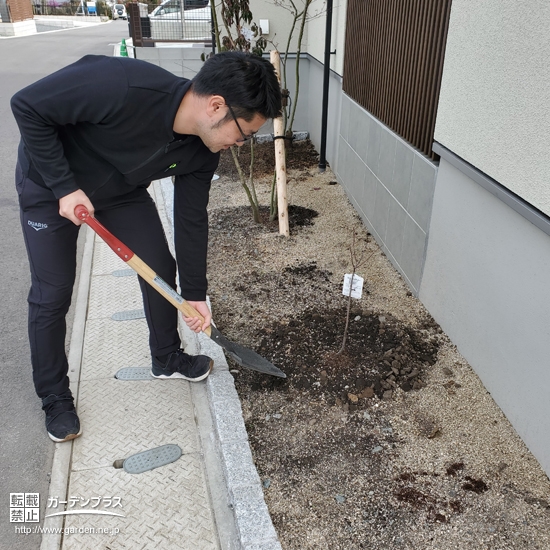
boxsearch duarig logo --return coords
[28,220,48,232]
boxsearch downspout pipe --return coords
[0,0,11,22]
[318,0,334,172]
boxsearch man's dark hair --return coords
[192,51,282,122]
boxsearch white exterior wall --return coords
[246,0,347,75]
[301,0,347,76]
[434,0,550,216]
[243,0,305,53]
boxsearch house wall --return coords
[434,0,550,217]
[418,0,550,476]
[419,155,550,475]
[243,0,307,53]
[306,56,341,169]
[304,0,347,76]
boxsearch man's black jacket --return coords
[11,55,220,301]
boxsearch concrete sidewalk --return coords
[40,180,280,550]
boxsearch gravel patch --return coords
[207,141,550,549]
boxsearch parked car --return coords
[149,0,209,19]
[112,3,127,19]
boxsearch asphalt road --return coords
[0,20,131,549]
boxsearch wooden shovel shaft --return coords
[74,205,212,337]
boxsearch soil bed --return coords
[208,140,550,549]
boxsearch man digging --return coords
[11,51,282,443]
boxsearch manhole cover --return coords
[112,269,136,277]
[123,444,182,474]
[111,309,145,321]
[115,367,153,380]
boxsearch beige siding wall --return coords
[304,0,347,76]
[434,0,550,216]
[242,1,347,76]
[246,0,306,53]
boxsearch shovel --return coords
[75,205,286,378]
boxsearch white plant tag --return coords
[342,274,364,299]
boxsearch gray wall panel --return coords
[336,96,437,297]
[420,158,550,475]
[340,93,351,143]
[377,128,397,191]
[372,183,391,241]
[409,156,437,233]
[363,168,378,223]
[385,200,407,265]
[392,140,414,208]
[400,217,426,292]
[306,57,342,172]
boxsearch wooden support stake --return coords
[270,50,290,237]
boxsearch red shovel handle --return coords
[75,205,134,262]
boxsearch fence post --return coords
[270,50,290,238]
[127,2,143,47]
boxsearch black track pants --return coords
[16,164,180,399]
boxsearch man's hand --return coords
[59,189,94,225]
[184,300,212,333]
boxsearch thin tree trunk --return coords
[338,275,354,354]
[231,146,260,222]
[288,1,310,132]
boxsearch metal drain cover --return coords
[123,444,182,474]
[111,309,145,321]
[112,269,136,277]
[115,367,153,380]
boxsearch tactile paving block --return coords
[87,274,143,319]
[72,378,200,470]
[81,318,150,381]
[92,240,128,275]
[123,444,182,474]
[62,457,219,550]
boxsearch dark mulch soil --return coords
[253,307,440,403]
[216,138,321,179]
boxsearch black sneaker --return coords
[151,349,213,381]
[42,391,82,443]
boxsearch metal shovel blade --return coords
[209,326,286,378]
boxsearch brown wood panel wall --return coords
[128,2,144,47]
[342,0,452,159]
[7,0,34,22]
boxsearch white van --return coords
[112,3,127,19]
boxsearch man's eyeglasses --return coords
[226,103,255,143]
